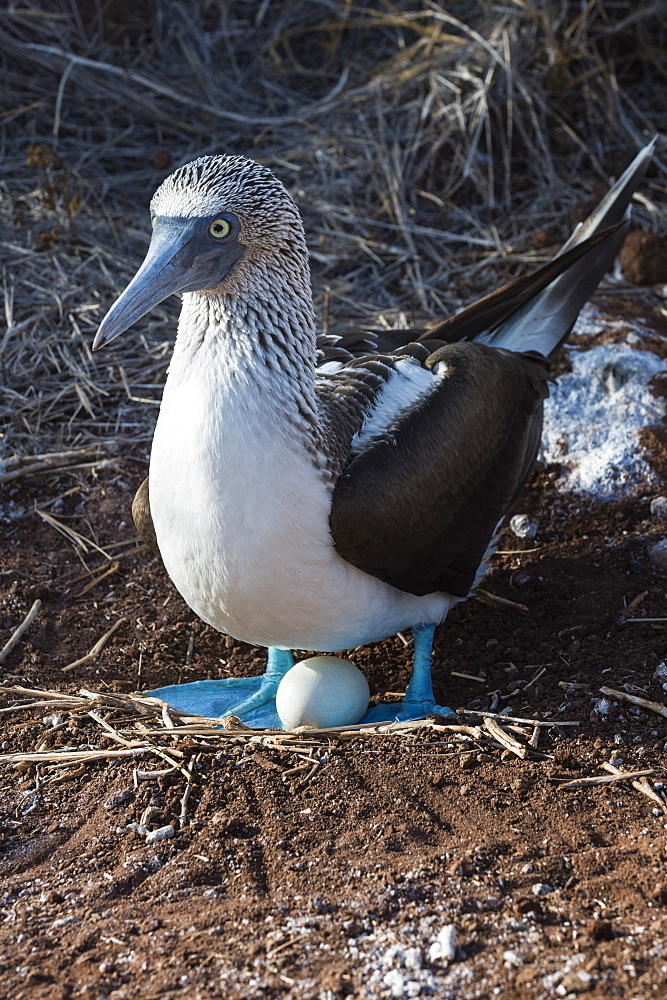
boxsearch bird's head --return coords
[93,155,307,350]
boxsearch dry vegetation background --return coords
[1,0,667,467]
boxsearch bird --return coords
[93,141,654,728]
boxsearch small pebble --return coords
[383,970,407,999]
[591,697,612,717]
[146,824,175,845]
[650,496,667,518]
[126,823,149,837]
[532,882,553,896]
[557,970,594,995]
[403,948,422,972]
[42,713,64,728]
[649,538,667,572]
[428,924,456,963]
[103,788,133,810]
[510,514,537,539]
[653,661,667,692]
[503,950,523,968]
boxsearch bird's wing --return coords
[325,341,547,598]
[132,477,161,556]
[316,327,431,365]
[322,206,641,599]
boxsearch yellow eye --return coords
[209,218,231,239]
[151,215,157,229]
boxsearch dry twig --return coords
[599,685,667,720]
[483,717,527,758]
[61,618,125,672]
[0,600,42,665]
[559,769,655,789]
[601,761,665,812]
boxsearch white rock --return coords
[42,713,64,728]
[145,824,175,845]
[503,950,523,968]
[510,514,537,539]
[592,697,612,717]
[126,822,149,837]
[383,969,407,998]
[556,970,594,995]
[532,882,553,896]
[650,496,667,518]
[276,656,370,730]
[403,947,422,971]
[428,924,456,963]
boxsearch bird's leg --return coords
[147,646,294,729]
[361,624,456,722]
[402,624,455,718]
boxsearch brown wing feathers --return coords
[132,477,160,556]
[329,344,548,597]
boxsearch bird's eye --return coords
[151,215,157,229]
[209,218,232,239]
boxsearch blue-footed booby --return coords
[93,141,654,728]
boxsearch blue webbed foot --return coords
[147,647,294,729]
[360,624,456,724]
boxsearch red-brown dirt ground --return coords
[1,300,667,1000]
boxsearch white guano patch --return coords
[540,304,666,497]
[350,357,445,458]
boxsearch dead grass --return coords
[1,0,666,464]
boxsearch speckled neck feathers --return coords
[172,282,321,442]
[155,154,322,444]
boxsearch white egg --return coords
[276,656,370,730]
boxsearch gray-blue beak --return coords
[92,217,244,351]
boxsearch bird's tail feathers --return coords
[422,141,655,358]
[557,138,656,257]
[474,140,655,357]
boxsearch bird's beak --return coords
[92,222,198,351]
